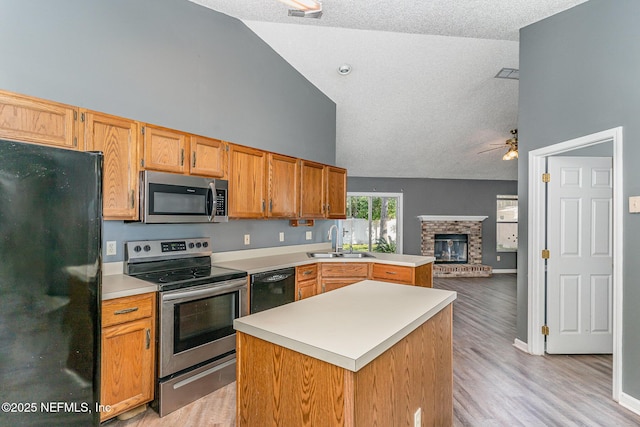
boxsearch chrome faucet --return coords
[328,224,339,253]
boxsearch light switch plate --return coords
[305,231,312,240]
[244,234,250,245]
[630,196,640,213]
[279,232,285,242]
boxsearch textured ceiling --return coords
[188,0,587,180]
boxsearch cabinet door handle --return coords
[192,152,196,168]
[181,149,185,166]
[385,271,397,275]
[262,200,266,212]
[269,199,273,212]
[298,290,301,300]
[129,190,135,209]
[114,307,138,315]
[303,270,313,276]
[145,329,151,350]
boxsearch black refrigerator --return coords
[0,140,102,426]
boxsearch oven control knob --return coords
[202,241,209,248]
[196,242,202,248]
[134,245,142,253]
[144,245,151,252]
[188,242,195,249]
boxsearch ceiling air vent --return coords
[495,68,519,80]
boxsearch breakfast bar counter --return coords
[234,280,456,426]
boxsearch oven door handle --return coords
[162,281,246,302]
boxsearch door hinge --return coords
[73,110,77,120]
[542,173,551,183]
[542,325,550,336]
[541,249,550,259]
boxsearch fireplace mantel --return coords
[418,215,488,222]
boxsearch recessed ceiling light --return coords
[495,68,519,80]
[338,64,352,75]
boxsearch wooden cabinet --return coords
[325,166,347,219]
[142,124,188,174]
[299,160,326,218]
[82,111,139,220]
[371,263,433,288]
[189,135,227,178]
[228,144,267,218]
[0,89,79,149]
[295,264,317,300]
[101,293,156,422]
[267,153,299,218]
[319,262,369,293]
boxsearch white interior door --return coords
[546,156,613,354]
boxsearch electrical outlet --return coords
[497,255,501,262]
[279,232,285,242]
[106,241,117,256]
[630,196,640,213]
[305,231,312,240]
[414,408,421,427]
[244,234,250,245]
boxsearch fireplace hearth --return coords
[434,234,468,264]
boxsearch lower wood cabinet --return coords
[295,264,317,300]
[371,263,433,287]
[100,292,156,422]
[319,262,369,293]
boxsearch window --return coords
[339,192,403,254]
[497,195,518,252]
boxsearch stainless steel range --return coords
[124,238,247,417]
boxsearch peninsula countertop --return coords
[212,248,435,275]
[233,279,456,371]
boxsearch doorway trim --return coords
[527,126,623,401]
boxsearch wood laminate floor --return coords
[108,274,640,426]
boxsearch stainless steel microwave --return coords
[141,171,228,223]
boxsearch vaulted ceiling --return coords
[188,0,587,180]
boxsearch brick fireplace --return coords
[418,215,492,278]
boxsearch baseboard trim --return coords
[513,338,529,353]
[493,269,517,274]
[619,392,640,416]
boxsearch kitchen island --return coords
[234,280,456,426]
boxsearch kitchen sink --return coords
[306,252,375,259]
[307,252,342,258]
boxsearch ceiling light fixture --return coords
[502,129,518,160]
[277,0,323,18]
[338,64,352,75]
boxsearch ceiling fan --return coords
[478,129,518,160]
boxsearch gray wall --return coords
[348,177,518,269]
[519,0,640,398]
[0,0,337,261]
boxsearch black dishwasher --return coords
[250,267,296,313]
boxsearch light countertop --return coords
[212,249,435,275]
[234,280,456,372]
[102,273,156,301]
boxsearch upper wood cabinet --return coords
[142,124,188,174]
[267,153,299,218]
[325,166,347,219]
[82,110,139,220]
[189,135,227,178]
[228,144,267,218]
[299,160,326,219]
[0,90,79,149]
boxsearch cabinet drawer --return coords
[102,292,155,327]
[296,264,317,281]
[320,263,368,278]
[371,264,413,284]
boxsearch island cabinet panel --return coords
[370,263,414,285]
[142,124,188,174]
[82,110,139,220]
[236,303,453,427]
[101,293,156,422]
[0,90,79,149]
[189,135,227,178]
